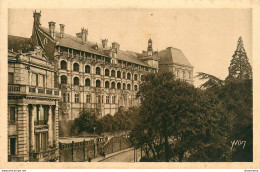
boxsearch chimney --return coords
[48,21,56,39]
[81,27,88,44]
[33,10,41,26]
[60,24,65,38]
[101,39,108,49]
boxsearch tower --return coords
[81,27,88,44]
[147,38,153,56]
[33,10,41,26]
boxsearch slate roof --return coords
[158,47,193,68]
[38,26,150,67]
[8,35,33,52]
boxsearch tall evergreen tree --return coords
[226,36,252,81]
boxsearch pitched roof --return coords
[158,47,193,68]
[8,35,33,52]
[38,26,150,67]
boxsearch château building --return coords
[8,44,60,162]
[30,11,159,120]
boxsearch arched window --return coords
[127,84,131,90]
[123,83,126,90]
[134,74,138,81]
[73,63,79,72]
[127,73,131,80]
[117,82,121,89]
[141,75,144,81]
[105,69,110,76]
[43,38,48,44]
[111,70,115,77]
[61,75,67,84]
[96,67,101,75]
[117,71,121,78]
[105,81,110,88]
[85,78,91,87]
[111,82,115,89]
[123,72,126,79]
[134,85,138,91]
[85,65,91,73]
[73,77,79,85]
[96,80,101,88]
[60,60,67,70]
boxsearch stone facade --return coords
[30,11,159,120]
[8,47,60,162]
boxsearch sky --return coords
[8,9,252,87]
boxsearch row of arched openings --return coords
[60,60,140,80]
[60,75,138,91]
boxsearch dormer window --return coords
[43,38,48,44]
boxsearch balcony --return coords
[8,84,60,98]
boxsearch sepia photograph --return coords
[1,0,260,169]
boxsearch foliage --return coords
[226,37,252,81]
[130,72,232,162]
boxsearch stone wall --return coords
[59,135,130,162]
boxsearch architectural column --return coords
[48,106,53,147]
[52,105,59,147]
[30,105,36,152]
[17,104,29,161]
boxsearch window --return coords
[43,38,48,44]
[127,84,131,90]
[75,93,80,103]
[127,73,131,80]
[106,96,110,104]
[96,80,101,88]
[32,73,38,86]
[141,75,144,81]
[8,73,14,84]
[96,67,101,75]
[35,134,40,152]
[73,63,79,72]
[63,93,66,102]
[9,107,15,122]
[183,71,186,79]
[105,69,110,76]
[176,70,179,77]
[123,72,126,79]
[38,74,45,87]
[134,74,138,81]
[73,77,79,85]
[85,78,91,87]
[134,85,138,91]
[105,81,110,88]
[102,95,104,103]
[117,82,121,89]
[61,75,67,84]
[123,83,126,90]
[86,94,91,103]
[85,65,91,73]
[117,71,121,78]
[10,138,16,155]
[111,82,115,89]
[41,133,48,151]
[112,96,116,104]
[60,60,67,70]
[97,95,101,104]
[111,70,115,77]
[189,71,192,79]
[67,93,70,102]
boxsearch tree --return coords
[196,37,253,161]
[130,72,231,162]
[226,37,252,81]
[71,110,98,135]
